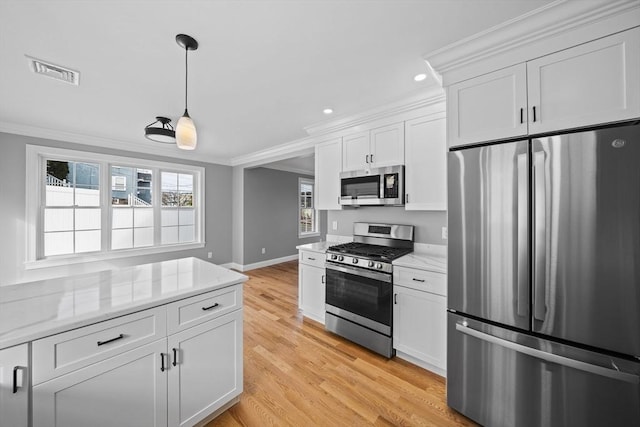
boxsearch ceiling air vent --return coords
[26,55,80,86]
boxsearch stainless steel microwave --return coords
[339,165,404,206]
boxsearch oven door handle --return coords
[326,263,392,283]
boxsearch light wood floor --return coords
[206,261,476,427]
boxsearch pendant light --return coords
[175,34,198,150]
[144,116,175,143]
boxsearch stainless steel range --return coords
[325,222,414,358]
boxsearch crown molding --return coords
[304,86,445,136]
[0,121,232,166]
[424,0,640,85]
[229,135,316,168]
[259,164,314,176]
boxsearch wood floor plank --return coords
[206,260,477,427]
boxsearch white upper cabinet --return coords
[369,123,405,168]
[447,27,640,148]
[448,64,528,147]
[315,137,342,210]
[404,114,447,211]
[527,27,640,135]
[342,123,404,172]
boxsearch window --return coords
[299,178,318,237]
[26,146,205,267]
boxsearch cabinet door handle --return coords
[370,154,374,163]
[202,302,220,311]
[97,333,125,346]
[394,293,398,304]
[406,193,409,203]
[12,366,23,393]
[160,353,166,372]
[365,154,370,163]
[533,106,537,122]
[321,275,325,284]
[520,108,524,124]
[412,278,426,283]
[172,348,178,366]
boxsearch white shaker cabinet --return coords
[447,63,528,148]
[404,113,447,211]
[0,344,29,427]
[393,266,447,376]
[527,27,640,135]
[315,137,342,210]
[33,339,168,427]
[168,310,243,427]
[342,123,404,172]
[447,27,640,148]
[298,250,326,324]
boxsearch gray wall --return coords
[243,167,326,265]
[0,132,233,285]
[327,207,446,244]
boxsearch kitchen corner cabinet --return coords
[298,250,326,324]
[31,284,243,427]
[0,344,29,427]
[342,122,404,172]
[315,137,342,210]
[448,26,640,147]
[393,266,446,376]
[404,114,447,210]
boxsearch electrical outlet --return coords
[261,248,266,254]
[332,221,338,231]
[207,252,213,259]
[442,227,448,240]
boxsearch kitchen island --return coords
[0,257,247,427]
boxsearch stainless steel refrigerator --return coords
[447,121,640,427]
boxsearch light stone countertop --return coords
[295,241,334,254]
[0,257,248,350]
[393,244,447,274]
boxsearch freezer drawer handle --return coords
[456,322,639,384]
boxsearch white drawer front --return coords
[393,267,446,296]
[32,306,166,385]
[299,250,325,268]
[167,285,241,335]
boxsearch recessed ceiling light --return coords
[323,108,333,115]
[414,73,427,82]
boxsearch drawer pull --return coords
[172,348,178,366]
[97,333,125,346]
[308,257,316,261]
[160,353,166,372]
[412,278,426,283]
[202,302,220,311]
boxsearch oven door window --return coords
[325,268,391,326]
[341,175,380,199]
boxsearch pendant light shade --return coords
[175,34,198,150]
[176,110,197,150]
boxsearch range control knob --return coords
[368,261,375,268]
[352,258,359,264]
[330,254,337,260]
[338,255,344,261]
[376,263,383,270]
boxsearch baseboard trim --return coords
[231,254,299,272]
[395,350,446,378]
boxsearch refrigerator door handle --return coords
[533,149,547,321]
[516,153,529,317]
[456,322,640,384]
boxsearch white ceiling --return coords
[0,0,553,165]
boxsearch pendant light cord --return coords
[184,47,189,112]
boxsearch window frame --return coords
[298,177,319,238]
[25,145,205,269]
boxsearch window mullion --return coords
[102,162,111,253]
[154,167,162,247]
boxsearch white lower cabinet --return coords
[31,284,243,427]
[298,250,326,324]
[168,310,243,427]
[393,267,446,376]
[33,340,168,427]
[0,344,29,427]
